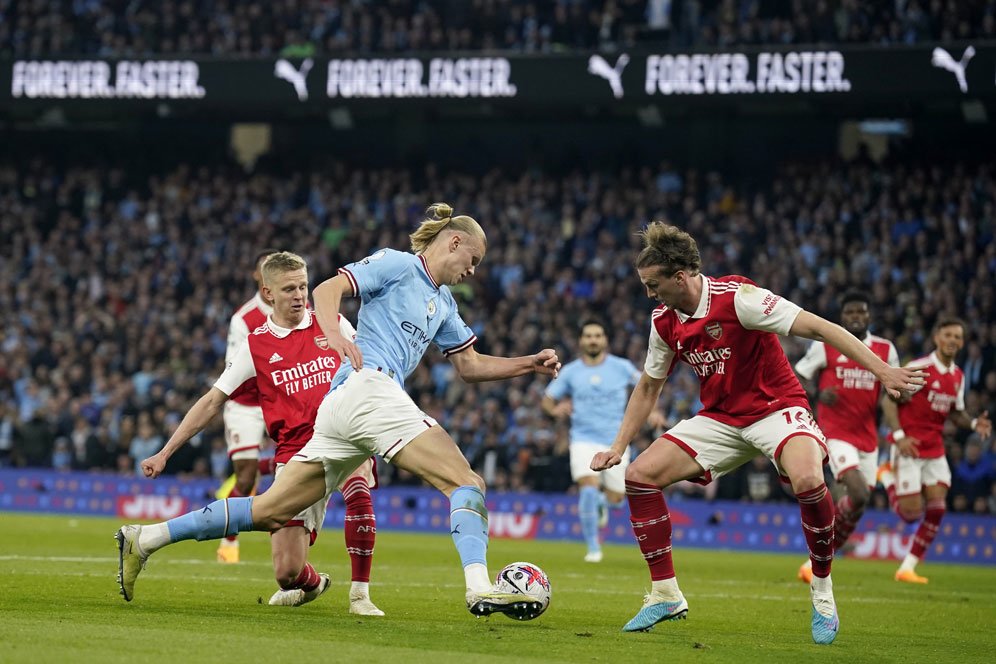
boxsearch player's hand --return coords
[895,435,921,458]
[591,449,622,471]
[880,364,927,400]
[141,453,167,479]
[532,349,561,378]
[974,411,992,438]
[817,386,838,406]
[551,401,573,419]
[328,329,363,370]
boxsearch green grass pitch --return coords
[0,513,993,663]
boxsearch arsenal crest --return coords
[705,322,723,340]
[314,335,329,350]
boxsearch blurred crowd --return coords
[2,0,994,58]
[0,151,994,514]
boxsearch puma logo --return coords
[274,58,314,101]
[588,54,630,99]
[931,46,975,93]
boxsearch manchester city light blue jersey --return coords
[545,354,640,446]
[331,248,476,389]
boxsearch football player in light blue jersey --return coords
[115,203,561,622]
[543,320,665,562]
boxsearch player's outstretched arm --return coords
[789,311,925,399]
[448,346,561,383]
[313,273,363,370]
[591,372,666,471]
[950,409,992,438]
[142,387,228,479]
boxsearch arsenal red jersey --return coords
[896,352,965,459]
[226,294,272,407]
[795,335,899,452]
[215,310,356,464]
[644,276,810,427]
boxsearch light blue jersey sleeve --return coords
[339,248,407,298]
[544,361,576,401]
[433,288,477,356]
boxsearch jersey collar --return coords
[929,351,955,374]
[417,254,440,289]
[267,309,312,338]
[254,292,274,314]
[675,275,711,323]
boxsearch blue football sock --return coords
[450,486,489,567]
[166,497,255,543]
[579,485,601,553]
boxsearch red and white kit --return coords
[645,276,826,482]
[215,310,365,539]
[796,335,898,486]
[223,293,273,460]
[890,352,964,495]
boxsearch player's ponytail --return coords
[410,202,486,253]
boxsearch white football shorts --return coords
[223,401,265,460]
[294,368,437,495]
[660,406,827,484]
[571,441,630,494]
[826,438,878,488]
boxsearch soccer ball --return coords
[494,561,551,619]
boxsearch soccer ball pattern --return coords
[494,561,551,617]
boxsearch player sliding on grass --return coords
[131,251,384,615]
[117,203,561,620]
[590,222,926,644]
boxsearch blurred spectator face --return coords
[964,441,981,463]
[840,300,870,338]
[952,494,968,511]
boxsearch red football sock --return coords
[910,499,945,559]
[833,494,863,550]
[798,484,834,578]
[342,476,375,583]
[626,480,675,581]
[281,562,321,591]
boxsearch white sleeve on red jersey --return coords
[225,314,250,364]
[886,341,900,368]
[337,314,357,341]
[956,372,965,411]
[733,283,803,335]
[214,341,256,396]
[794,340,827,380]
[644,322,676,380]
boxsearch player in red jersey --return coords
[879,317,991,584]
[141,252,385,615]
[794,290,899,583]
[217,248,277,564]
[591,223,925,644]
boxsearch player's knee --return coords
[274,562,303,589]
[624,462,661,488]
[896,506,923,524]
[788,471,824,495]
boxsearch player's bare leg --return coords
[116,460,327,602]
[779,436,839,644]
[619,439,701,632]
[392,427,542,620]
[267,526,331,607]
[895,484,946,584]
